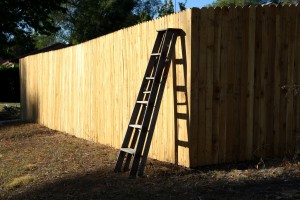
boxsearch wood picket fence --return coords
[21,5,300,167]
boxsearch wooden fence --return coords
[20,5,300,168]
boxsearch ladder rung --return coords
[146,77,155,80]
[129,124,142,129]
[120,148,136,155]
[177,140,189,148]
[176,113,188,119]
[174,59,184,64]
[151,53,161,56]
[176,86,186,92]
[137,101,148,104]
[143,91,151,94]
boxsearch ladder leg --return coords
[124,103,147,171]
[114,126,135,172]
[123,154,133,171]
[138,73,170,176]
[130,82,163,176]
[114,151,126,172]
[115,98,145,172]
[130,129,149,176]
[123,129,139,171]
[129,67,166,177]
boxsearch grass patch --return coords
[23,164,38,171]
[0,103,20,110]
[5,175,34,189]
[0,102,20,121]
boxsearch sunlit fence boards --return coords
[20,5,300,167]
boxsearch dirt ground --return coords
[0,123,300,200]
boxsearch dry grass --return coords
[4,175,34,190]
[1,122,300,200]
[23,164,38,172]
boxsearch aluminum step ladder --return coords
[114,28,184,177]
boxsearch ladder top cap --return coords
[157,28,183,32]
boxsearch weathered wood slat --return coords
[246,7,256,160]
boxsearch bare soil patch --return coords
[0,123,300,199]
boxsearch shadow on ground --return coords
[9,164,300,200]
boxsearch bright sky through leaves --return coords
[173,0,215,11]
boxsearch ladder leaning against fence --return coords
[114,28,184,177]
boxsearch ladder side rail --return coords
[123,103,148,171]
[119,32,165,147]
[129,31,171,134]
[125,31,166,127]
[129,31,174,176]
[138,32,180,176]
[152,32,165,54]
[115,74,155,171]
[114,31,166,172]
[121,31,167,150]
[145,32,167,94]
[123,107,147,171]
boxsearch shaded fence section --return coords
[190,5,300,166]
[20,6,300,168]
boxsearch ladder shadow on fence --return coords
[172,34,191,166]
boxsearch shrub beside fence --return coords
[0,66,20,102]
[20,6,300,168]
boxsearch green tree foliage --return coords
[178,0,187,11]
[157,0,175,17]
[33,0,168,47]
[32,3,74,50]
[2,0,192,52]
[69,0,138,44]
[2,33,36,59]
[157,0,187,17]
[134,0,162,22]
[0,0,67,58]
[280,0,300,4]
[32,34,58,50]
[212,0,300,7]
[212,0,261,7]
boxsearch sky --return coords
[173,0,215,11]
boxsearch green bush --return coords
[0,65,20,102]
